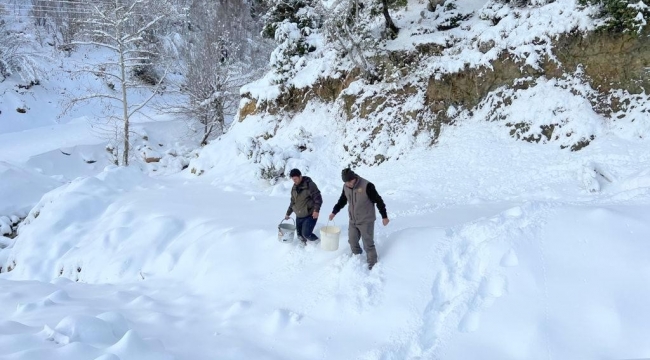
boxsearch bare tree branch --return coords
[64,0,170,166]
[71,40,120,52]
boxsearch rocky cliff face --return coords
[238,25,649,166]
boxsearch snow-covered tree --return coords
[379,0,400,38]
[29,0,85,47]
[324,0,376,78]
[173,0,271,145]
[0,13,46,83]
[262,0,320,83]
[260,0,403,83]
[318,0,397,81]
[63,0,170,166]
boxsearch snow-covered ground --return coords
[2,0,650,359]
[3,114,650,359]
[0,40,197,227]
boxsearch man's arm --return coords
[366,183,388,219]
[309,180,323,212]
[332,189,347,214]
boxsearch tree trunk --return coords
[118,23,130,166]
[215,100,224,136]
[200,124,214,146]
[381,0,399,39]
[199,100,225,146]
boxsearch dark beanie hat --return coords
[289,168,302,177]
[341,168,357,182]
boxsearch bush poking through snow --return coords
[491,0,553,7]
[609,90,650,139]
[435,0,474,31]
[289,127,314,153]
[132,64,161,86]
[238,137,288,183]
[234,127,314,183]
[0,216,12,237]
[581,162,615,192]
[121,129,196,175]
[0,215,24,239]
[579,0,649,33]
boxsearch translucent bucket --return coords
[278,218,296,243]
[320,223,341,251]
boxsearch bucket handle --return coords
[279,217,295,227]
[325,219,336,227]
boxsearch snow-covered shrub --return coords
[0,216,12,236]
[132,64,161,86]
[434,0,474,31]
[105,144,119,166]
[478,0,557,27]
[236,127,313,183]
[155,148,193,173]
[0,215,22,239]
[579,0,649,33]
[608,90,650,139]
[479,75,604,150]
[488,0,553,7]
[144,147,193,175]
[238,137,289,183]
[132,131,194,175]
[581,162,615,192]
[289,127,314,152]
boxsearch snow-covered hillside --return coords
[224,0,649,172]
[3,138,650,359]
[2,0,650,358]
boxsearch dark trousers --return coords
[296,216,319,241]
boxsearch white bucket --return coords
[278,218,296,243]
[320,223,341,251]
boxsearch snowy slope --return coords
[0,39,199,226]
[2,162,650,359]
[4,95,650,358]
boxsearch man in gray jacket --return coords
[329,168,389,270]
[285,168,323,245]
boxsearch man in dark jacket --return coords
[328,168,389,270]
[285,168,323,245]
